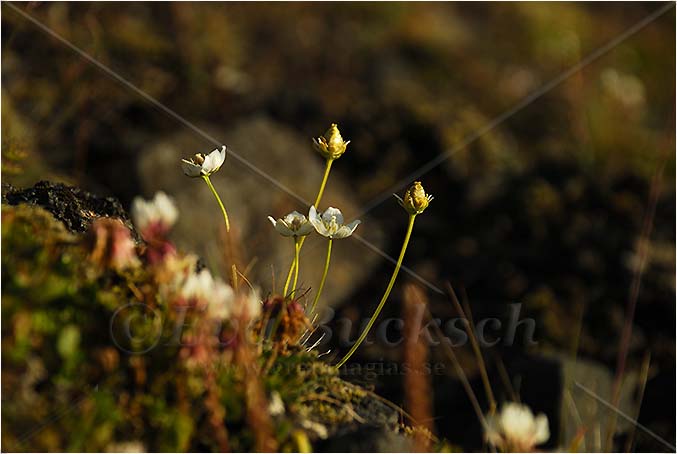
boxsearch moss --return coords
[1,204,407,452]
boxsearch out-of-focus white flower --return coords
[88,218,140,271]
[230,287,263,320]
[484,402,550,452]
[180,269,234,319]
[131,191,178,234]
[268,391,285,416]
[300,419,328,440]
[308,206,360,239]
[181,145,227,177]
[601,68,645,108]
[268,211,314,237]
[105,440,146,453]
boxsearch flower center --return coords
[327,215,339,234]
[192,153,205,165]
[291,218,302,230]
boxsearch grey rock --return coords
[557,354,640,451]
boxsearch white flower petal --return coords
[533,413,550,445]
[181,160,202,177]
[132,192,178,232]
[309,206,329,237]
[283,211,306,225]
[297,222,315,236]
[322,207,344,225]
[332,226,352,239]
[345,219,361,233]
[131,197,150,231]
[274,222,295,237]
[309,205,321,224]
[153,192,178,227]
[215,145,227,168]
[200,146,226,175]
[201,151,217,174]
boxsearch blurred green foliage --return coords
[1,205,403,451]
[1,2,674,450]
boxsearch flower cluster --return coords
[173,123,433,368]
[131,191,178,236]
[269,206,360,240]
[87,218,139,271]
[268,211,314,238]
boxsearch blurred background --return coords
[2,2,675,451]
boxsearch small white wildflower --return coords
[181,145,227,177]
[268,211,314,237]
[131,191,178,233]
[300,419,329,440]
[484,402,550,452]
[180,269,234,319]
[105,440,146,453]
[268,391,285,416]
[232,287,263,320]
[308,206,360,239]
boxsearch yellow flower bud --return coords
[313,123,350,160]
[395,181,433,215]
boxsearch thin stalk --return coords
[309,238,333,316]
[447,283,497,414]
[336,214,416,368]
[314,158,333,209]
[290,239,301,298]
[624,352,651,453]
[282,239,297,296]
[428,307,487,429]
[298,158,334,251]
[202,175,230,232]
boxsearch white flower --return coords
[484,402,550,452]
[180,269,235,319]
[268,391,285,416]
[232,287,263,319]
[131,191,178,233]
[181,145,227,177]
[308,206,360,239]
[105,440,146,453]
[268,211,314,237]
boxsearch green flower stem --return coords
[298,158,334,252]
[291,239,301,298]
[314,158,333,209]
[336,214,417,368]
[202,175,230,232]
[283,238,298,296]
[309,238,333,316]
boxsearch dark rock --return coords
[2,181,136,235]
